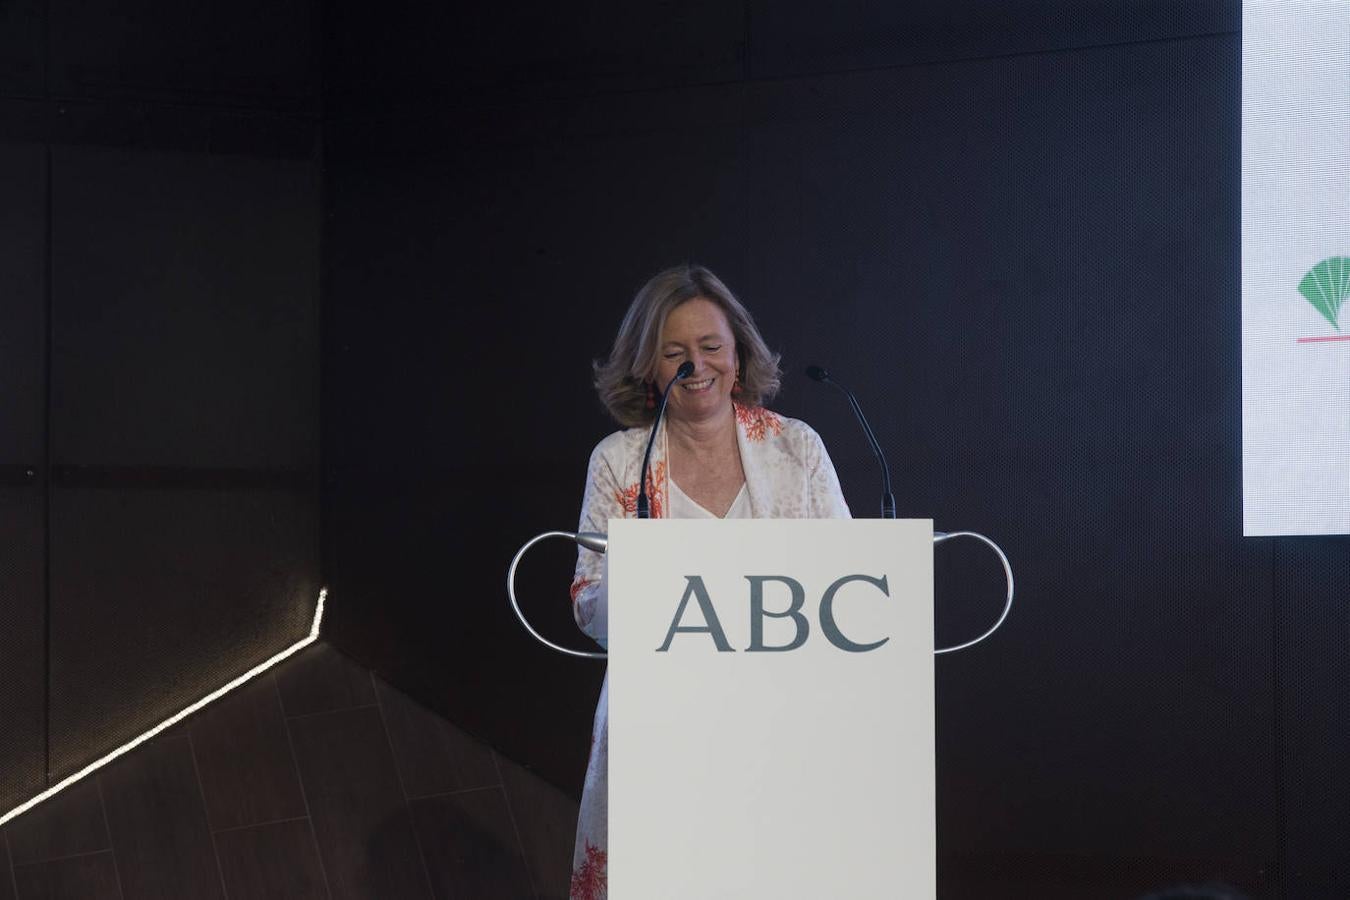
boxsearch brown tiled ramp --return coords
[0,642,579,900]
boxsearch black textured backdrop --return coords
[320,2,1339,897]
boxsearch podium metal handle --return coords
[508,528,1014,658]
[932,531,1015,655]
[507,531,607,659]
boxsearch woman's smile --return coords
[657,298,738,422]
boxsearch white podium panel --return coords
[608,519,935,899]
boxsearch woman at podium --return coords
[567,263,851,897]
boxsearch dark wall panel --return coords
[45,145,320,782]
[0,488,45,815]
[49,0,317,111]
[51,146,318,469]
[0,142,46,464]
[49,487,317,779]
[0,0,324,832]
[0,141,45,816]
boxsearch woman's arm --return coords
[570,441,624,649]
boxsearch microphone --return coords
[806,365,896,518]
[638,361,695,518]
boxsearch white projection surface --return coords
[1242,0,1350,536]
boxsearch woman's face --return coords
[653,297,738,423]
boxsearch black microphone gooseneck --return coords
[805,365,896,519]
[638,361,695,518]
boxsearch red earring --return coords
[645,381,657,410]
[732,373,743,396]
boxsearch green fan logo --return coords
[1296,256,1350,344]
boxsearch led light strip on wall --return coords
[0,588,327,828]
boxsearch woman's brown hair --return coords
[594,264,782,428]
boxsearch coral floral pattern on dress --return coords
[614,460,666,519]
[569,842,608,900]
[569,577,593,603]
[735,403,784,442]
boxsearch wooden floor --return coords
[0,641,579,899]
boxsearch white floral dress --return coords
[567,404,851,900]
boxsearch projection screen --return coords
[1242,0,1350,536]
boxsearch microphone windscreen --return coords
[805,365,830,382]
[676,361,695,378]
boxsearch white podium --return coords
[608,519,935,899]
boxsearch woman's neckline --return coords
[669,477,747,519]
